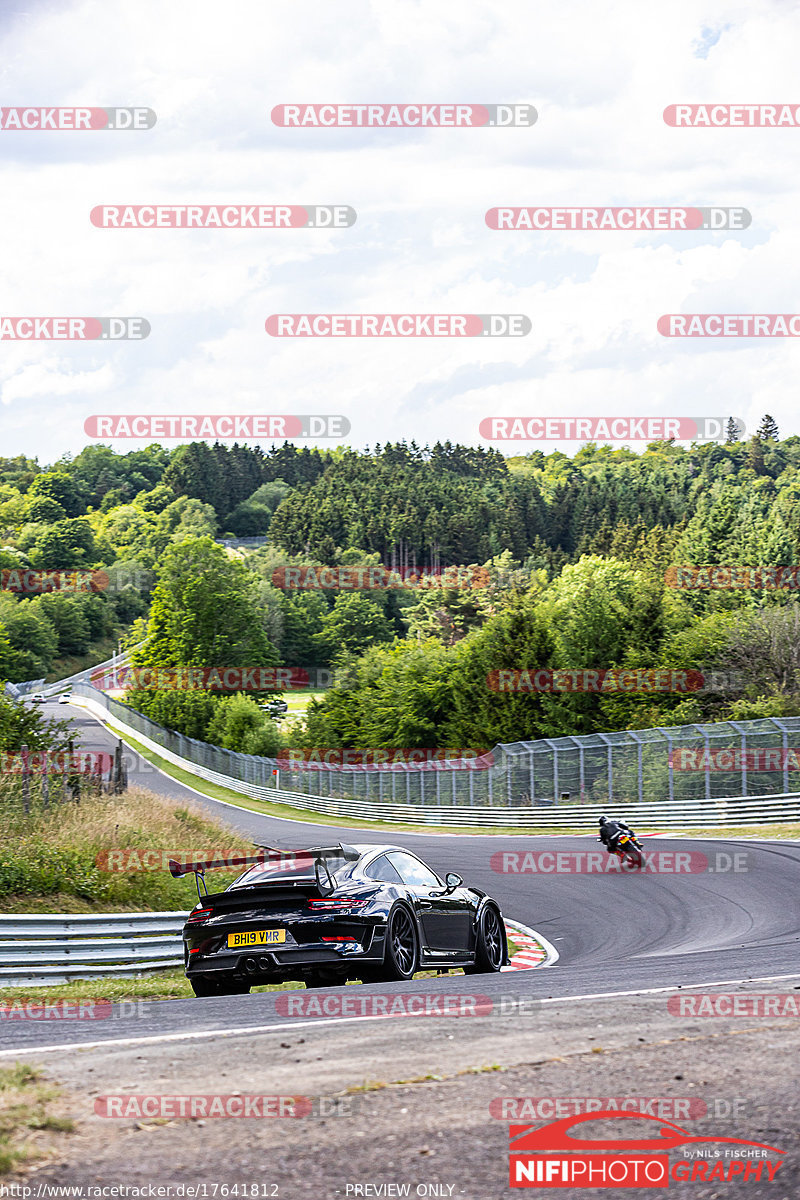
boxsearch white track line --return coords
[4,972,800,1059]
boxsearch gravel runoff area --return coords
[2,981,798,1200]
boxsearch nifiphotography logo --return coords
[508,1112,784,1188]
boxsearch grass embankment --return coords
[0,1064,73,1176]
[44,635,119,684]
[0,780,537,1004]
[0,784,297,1004]
[0,783,254,913]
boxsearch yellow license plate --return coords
[227,929,287,948]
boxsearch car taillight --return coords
[321,936,359,942]
[308,898,367,910]
[187,907,214,924]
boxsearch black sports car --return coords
[171,842,509,996]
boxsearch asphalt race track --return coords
[5,701,800,1198]
[3,698,799,1059]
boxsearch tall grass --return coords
[1,780,253,910]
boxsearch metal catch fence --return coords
[73,683,800,813]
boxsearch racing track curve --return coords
[3,698,799,1056]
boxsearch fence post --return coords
[659,730,674,803]
[113,740,124,794]
[20,743,30,815]
[41,751,49,808]
[769,718,790,794]
[67,738,80,804]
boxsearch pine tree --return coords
[725,417,742,444]
[756,414,780,441]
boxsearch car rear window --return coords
[231,853,356,888]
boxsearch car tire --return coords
[464,905,504,974]
[380,905,419,982]
[190,975,251,997]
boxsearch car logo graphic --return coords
[509,1111,784,1155]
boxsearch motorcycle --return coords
[614,832,644,869]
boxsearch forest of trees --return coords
[2,420,800,753]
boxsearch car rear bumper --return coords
[185,924,385,981]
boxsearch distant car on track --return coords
[58,692,72,704]
[172,842,509,997]
[28,692,46,704]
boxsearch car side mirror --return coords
[445,872,463,892]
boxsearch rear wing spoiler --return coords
[169,843,360,900]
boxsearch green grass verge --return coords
[0,1063,73,1176]
[0,961,493,1004]
[0,968,303,1004]
[282,689,325,713]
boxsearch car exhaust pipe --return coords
[259,956,271,970]
[243,956,259,974]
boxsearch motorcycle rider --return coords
[598,814,638,855]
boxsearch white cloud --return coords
[1,0,799,460]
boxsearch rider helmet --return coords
[599,815,607,825]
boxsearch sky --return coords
[1,0,799,464]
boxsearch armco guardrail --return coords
[39,651,135,698]
[9,647,140,700]
[73,686,800,828]
[0,912,187,988]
